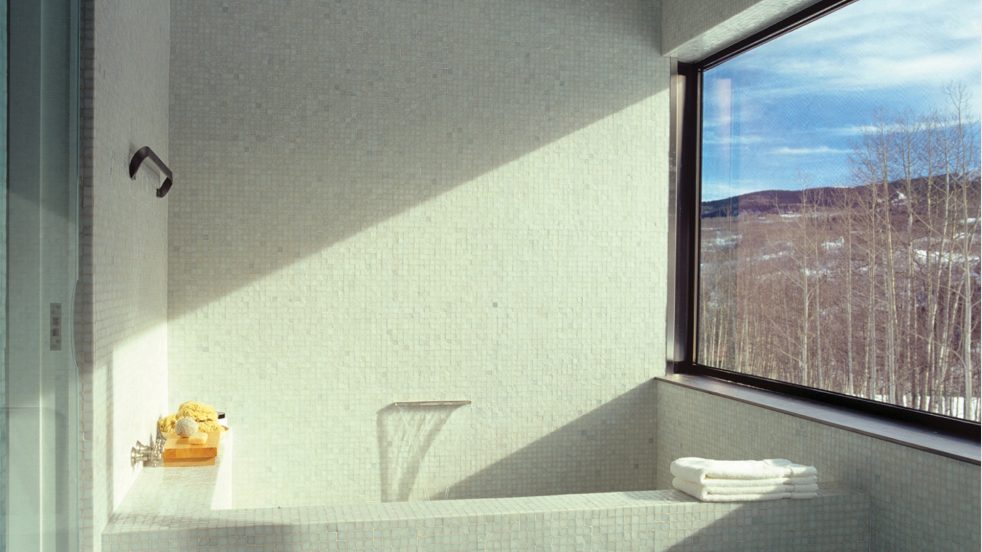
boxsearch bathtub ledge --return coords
[104,477,868,552]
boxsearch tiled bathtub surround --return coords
[104,462,869,552]
[655,380,981,552]
[167,0,668,506]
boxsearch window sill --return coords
[656,373,981,465]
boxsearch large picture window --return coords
[689,0,981,422]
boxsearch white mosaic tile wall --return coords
[78,1,171,550]
[168,0,668,507]
[655,381,981,551]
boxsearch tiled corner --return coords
[655,380,981,551]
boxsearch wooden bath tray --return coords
[164,457,216,467]
[162,431,221,465]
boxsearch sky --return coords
[701,0,982,201]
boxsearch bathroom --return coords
[2,0,979,550]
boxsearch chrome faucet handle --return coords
[130,433,166,467]
[130,441,151,466]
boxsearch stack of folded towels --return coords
[671,457,818,502]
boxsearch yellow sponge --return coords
[187,432,208,445]
[197,420,223,433]
[157,414,178,435]
[157,401,224,435]
[177,401,218,423]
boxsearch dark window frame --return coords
[668,0,981,443]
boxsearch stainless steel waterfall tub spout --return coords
[391,400,472,407]
[130,433,166,467]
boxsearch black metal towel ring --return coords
[129,146,173,198]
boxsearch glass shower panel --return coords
[0,0,7,548]
[5,0,80,549]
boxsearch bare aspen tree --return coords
[842,187,858,396]
[806,189,828,389]
[919,111,952,413]
[894,113,920,406]
[946,84,981,419]
[853,123,886,401]
[878,125,901,405]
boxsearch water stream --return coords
[377,403,465,502]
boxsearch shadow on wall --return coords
[168,0,665,317]
[377,403,467,502]
[664,506,756,552]
[618,490,869,551]
[433,380,658,500]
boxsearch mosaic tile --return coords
[105,473,868,552]
[167,0,668,509]
[656,381,980,551]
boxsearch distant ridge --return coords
[701,175,980,218]
[701,187,839,218]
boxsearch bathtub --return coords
[103,432,869,551]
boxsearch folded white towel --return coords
[672,478,819,502]
[696,475,818,488]
[670,457,817,482]
[672,477,819,495]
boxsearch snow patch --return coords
[914,249,980,264]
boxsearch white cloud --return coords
[830,123,904,136]
[771,146,851,156]
[724,0,981,98]
[825,48,979,91]
[827,116,982,136]
[703,134,768,146]
[736,47,979,99]
[701,0,979,191]
[782,0,979,48]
